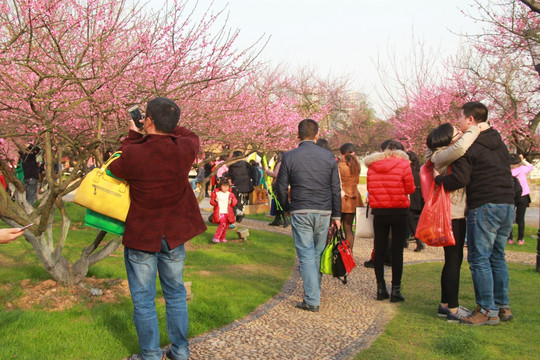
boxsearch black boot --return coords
[390,284,405,302]
[377,282,389,300]
[282,215,290,228]
[268,214,283,226]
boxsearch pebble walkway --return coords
[185,216,536,360]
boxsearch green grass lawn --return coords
[243,212,274,222]
[0,203,295,360]
[356,262,540,360]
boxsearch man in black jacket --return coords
[435,102,514,325]
[275,119,341,312]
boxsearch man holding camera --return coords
[109,97,206,360]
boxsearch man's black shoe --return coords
[268,221,283,226]
[364,259,374,268]
[295,301,319,312]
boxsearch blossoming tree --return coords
[0,0,261,284]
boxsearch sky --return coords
[149,0,484,116]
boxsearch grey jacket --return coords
[275,140,341,219]
[426,125,479,219]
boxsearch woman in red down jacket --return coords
[364,140,415,303]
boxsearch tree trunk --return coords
[21,226,122,286]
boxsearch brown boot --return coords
[499,307,514,321]
[459,305,500,325]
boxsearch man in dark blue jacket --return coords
[435,101,514,325]
[275,119,341,312]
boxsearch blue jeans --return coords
[466,203,514,316]
[125,238,189,360]
[290,212,331,307]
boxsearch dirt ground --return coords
[1,277,131,312]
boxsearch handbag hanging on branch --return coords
[74,152,130,222]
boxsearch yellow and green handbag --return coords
[73,152,130,222]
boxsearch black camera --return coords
[128,105,144,128]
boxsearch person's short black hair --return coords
[462,101,488,123]
[146,97,180,133]
[510,153,522,165]
[426,123,453,150]
[217,176,230,187]
[407,151,421,172]
[298,119,318,140]
[316,138,331,151]
[233,150,243,158]
[380,139,404,151]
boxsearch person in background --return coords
[316,138,332,152]
[248,160,262,187]
[338,143,363,251]
[203,157,215,197]
[209,177,238,243]
[18,144,41,205]
[508,153,533,245]
[405,151,425,252]
[228,151,254,220]
[265,152,289,227]
[190,164,205,192]
[365,139,415,302]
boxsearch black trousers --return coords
[509,195,529,240]
[407,209,423,247]
[373,214,408,286]
[440,218,466,308]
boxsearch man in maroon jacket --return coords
[109,97,206,360]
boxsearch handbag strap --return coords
[101,151,122,171]
[91,151,127,187]
[365,203,370,218]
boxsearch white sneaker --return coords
[447,306,471,322]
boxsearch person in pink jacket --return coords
[509,154,534,245]
[364,140,415,302]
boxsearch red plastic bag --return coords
[419,160,434,202]
[415,181,455,247]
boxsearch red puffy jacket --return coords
[365,150,415,209]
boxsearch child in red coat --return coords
[210,177,238,243]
